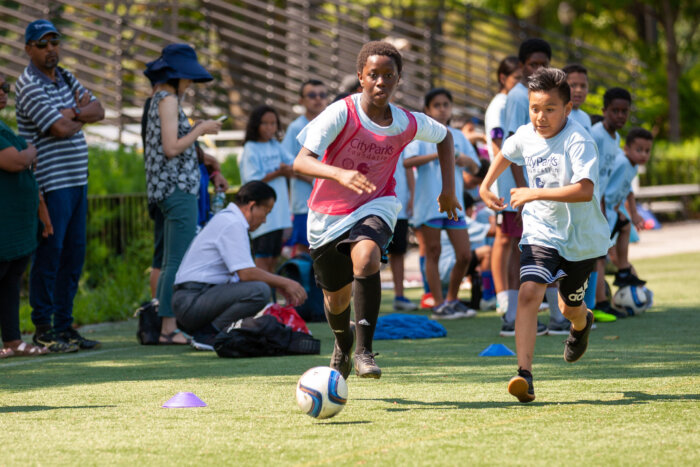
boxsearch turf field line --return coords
[297,412,546,466]
[0,346,135,368]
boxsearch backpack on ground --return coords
[134,299,161,345]
[276,253,325,322]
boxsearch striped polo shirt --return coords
[15,62,93,193]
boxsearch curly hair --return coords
[356,41,403,74]
[244,105,281,143]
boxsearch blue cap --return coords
[144,44,213,84]
[25,19,61,44]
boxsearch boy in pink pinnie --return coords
[293,41,461,379]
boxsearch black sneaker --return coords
[564,311,594,363]
[508,368,535,403]
[33,330,79,353]
[59,328,102,350]
[354,351,381,379]
[500,318,548,337]
[330,323,355,380]
[613,270,646,287]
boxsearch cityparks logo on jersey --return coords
[349,138,394,160]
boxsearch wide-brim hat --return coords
[144,43,213,84]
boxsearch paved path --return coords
[381,220,700,288]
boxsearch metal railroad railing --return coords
[0,0,641,142]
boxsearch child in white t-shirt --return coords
[238,105,294,273]
[293,41,461,380]
[480,68,609,403]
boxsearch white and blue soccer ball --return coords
[612,285,653,316]
[296,366,348,419]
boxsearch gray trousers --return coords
[172,281,271,334]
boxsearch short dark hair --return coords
[235,181,277,205]
[625,127,653,146]
[527,68,570,104]
[299,79,324,97]
[356,41,402,74]
[497,56,520,89]
[603,87,632,108]
[562,63,588,76]
[590,114,604,125]
[518,38,552,63]
[244,105,281,143]
[475,158,491,180]
[424,87,452,108]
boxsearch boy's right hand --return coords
[480,188,507,211]
[337,169,376,195]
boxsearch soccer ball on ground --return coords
[296,366,348,419]
[612,285,653,316]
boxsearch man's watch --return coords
[72,107,81,119]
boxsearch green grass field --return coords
[2,253,698,466]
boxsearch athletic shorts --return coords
[497,211,523,238]
[520,244,596,307]
[149,202,164,269]
[423,217,467,230]
[287,213,309,247]
[310,215,393,292]
[252,229,284,258]
[387,219,409,255]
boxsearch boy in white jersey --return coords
[562,64,592,134]
[293,41,461,379]
[590,87,632,318]
[480,68,609,403]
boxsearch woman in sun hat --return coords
[143,44,222,344]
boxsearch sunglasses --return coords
[0,83,9,93]
[304,92,327,99]
[33,38,61,49]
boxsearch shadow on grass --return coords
[315,420,372,426]
[0,405,116,413]
[361,392,700,410]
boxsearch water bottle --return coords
[212,191,226,214]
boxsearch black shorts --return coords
[520,244,596,307]
[252,229,284,258]
[387,219,409,255]
[310,215,393,292]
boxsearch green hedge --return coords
[640,138,700,186]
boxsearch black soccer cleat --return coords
[508,368,535,403]
[330,323,354,380]
[354,351,382,379]
[33,330,79,353]
[59,328,102,350]
[564,311,594,363]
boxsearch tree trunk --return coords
[658,0,681,141]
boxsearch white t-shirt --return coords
[501,119,609,261]
[484,92,507,160]
[590,121,621,197]
[238,139,293,238]
[175,203,255,285]
[404,127,479,227]
[282,115,314,215]
[297,93,447,249]
[569,108,592,135]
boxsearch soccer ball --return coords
[612,285,653,316]
[296,366,348,419]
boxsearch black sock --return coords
[353,271,381,354]
[325,304,353,352]
[617,267,631,277]
[35,324,51,335]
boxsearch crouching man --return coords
[173,181,307,350]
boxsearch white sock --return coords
[504,289,519,323]
[496,291,509,314]
[546,287,565,322]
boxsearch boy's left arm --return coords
[510,179,594,208]
[626,191,645,230]
[435,131,462,220]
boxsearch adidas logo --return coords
[358,319,370,326]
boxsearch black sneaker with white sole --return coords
[508,368,535,403]
[354,351,381,379]
[564,311,594,363]
[33,330,79,353]
[500,319,548,337]
[330,323,355,380]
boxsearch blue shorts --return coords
[287,214,309,247]
[423,217,467,230]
